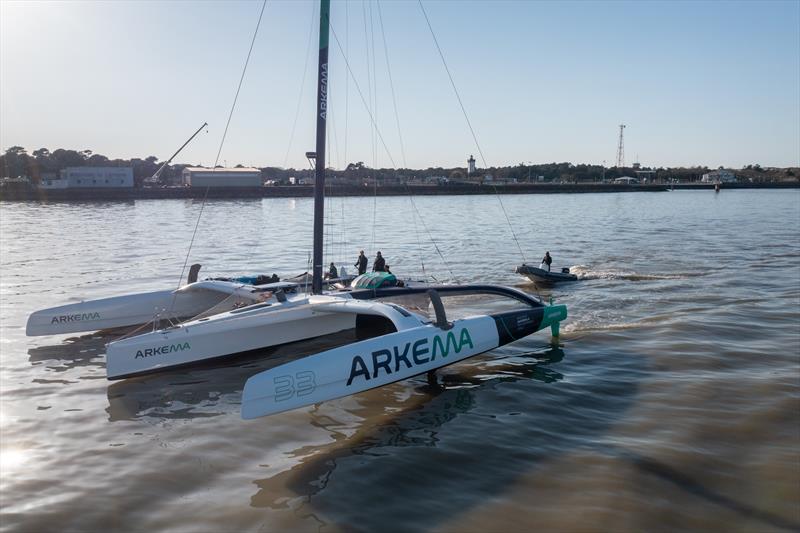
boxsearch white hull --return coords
[239,287,568,419]
[26,280,287,336]
[105,295,356,379]
[242,315,498,418]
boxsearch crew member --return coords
[354,250,368,275]
[327,262,338,279]
[541,251,553,272]
[373,251,387,272]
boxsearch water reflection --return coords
[105,330,362,422]
[612,448,800,531]
[27,333,111,373]
[249,346,575,512]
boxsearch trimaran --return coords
[27,0,567,419]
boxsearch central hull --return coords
[105,300,355,379]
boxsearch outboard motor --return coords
[561,267,571,274]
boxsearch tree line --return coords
[1,146,795,186]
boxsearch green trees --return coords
[1,146,29,178]
[1,145,795,186]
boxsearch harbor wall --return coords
[0,181,797,202]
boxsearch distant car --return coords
[613,177,639,184]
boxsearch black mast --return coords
[311,0,331,295]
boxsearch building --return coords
[635,170,657,183]
[182,167,262,187]
[701,169,737,183]
[40,167,133,189]
[467,155,476,175]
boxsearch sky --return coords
[1,0,799,170]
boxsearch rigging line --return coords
[341,2,349,267]
[376,0,407,168]
[361,1,375,169]
[362,0,378,251]
[417,0,485,168]
[282,1,317,168]
[491,183,526,262]
[344,0,349,166]
[326,120,341,267]
[326,112,331,269]
[371,172,377,251]
[325,135,331,266]
[376,0,426,277]
[417,0,526,263]
[328,22,397,167]
[369,0,379,170]
[369,1,379,252]
[410,196,426,278]
[340,196,347,266]
[329,102,341,171]
[171,0,268,303]
[403,183,459,283]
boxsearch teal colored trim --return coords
[538,304,567,338]
[352,272,397,289]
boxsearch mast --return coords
[312,0,331,295]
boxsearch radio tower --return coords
[616,124,626,168]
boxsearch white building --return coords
[701,169,737,183]
[39,167,133,189]
[182,167,262,187]
[467,155,476,175]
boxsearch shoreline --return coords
[0,181,797,202]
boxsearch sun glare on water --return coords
[0,448,29,474]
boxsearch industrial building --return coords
[39,167,133,189]
[701,169,737,183]
[182,167,262,187]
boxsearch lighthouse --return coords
[467,155,476,175]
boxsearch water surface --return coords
[1,190,798,531]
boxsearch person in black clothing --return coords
[541,251,553,272]
[327,262,338,279]
[354,250,368,275]
[373,251,386,272]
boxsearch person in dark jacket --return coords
[354,250,368,275]
[541,251,553,272]
[327,262,338,279]
[373,251,387,272]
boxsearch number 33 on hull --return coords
[241,288,566,419]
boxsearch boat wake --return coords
[563,320,646,334]
[568,265,704,281]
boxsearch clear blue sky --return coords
[2,0,798,169]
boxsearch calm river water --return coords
[1,189,798,532]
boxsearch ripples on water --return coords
[1,190,798,531]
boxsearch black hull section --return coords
[348,284,546,309]
[491,308,546,346]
